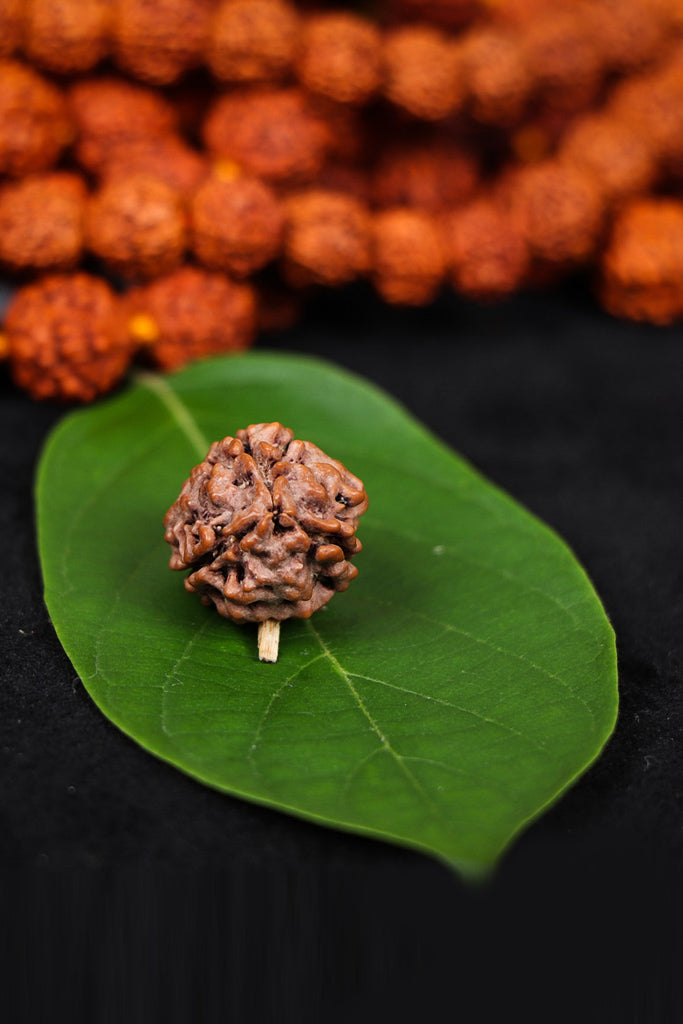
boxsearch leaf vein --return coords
[305,621,442,814]
[373,599,598,730]
[347,673,548,753]
[247,654,326,780]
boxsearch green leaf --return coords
[36,353,617,878]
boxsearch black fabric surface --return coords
[1,280,681,1021]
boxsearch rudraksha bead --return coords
[282,189,371,288]
[0,172,86,274]
[112,0,215,84]
[498,160,605,268]
[127,265,257,370]
[190,172,284,277]
[296,12,382,106]
[3,272,131,402]
[445,197,530,302]
[202,86,329,186]
[382,25,463,122]
[67,76,178,174]
[371,207,447,305]
[598,198,683,326]
[0,60,73,177]
[206,0,300,84]
[85,173,186,280]
[23,0,111,75]
[164,422,368,623]
[559,113,657,205]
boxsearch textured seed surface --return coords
[164,422,368,623]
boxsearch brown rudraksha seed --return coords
[190,171,284,278]
[370,208,447,306]
[67,76,178,175]
[0,172,87,274]
[0,60,73,177]
[3,272,132,402]
[112,0,215,84]
[607,55,683,176]
[598,198,683,326]
[456,26,533,127]
[163,423,368,625]
[296,12,382,106]
[206,0,301,84]
[86,173,186,281]
[282,189,371,288]
[445,197,530,302]
[558,113,657,206]
[584,0,668,74]
[23,0,112,75]
[202,87,329,187]
[126,265,257,371]
[98,135,209,199]
[497,160,605,268]
[519,9,603,116]
[381,25,463,122]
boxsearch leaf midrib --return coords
[134,370,209,457]
[305,619,444,817]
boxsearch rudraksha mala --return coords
[2,0,683,403]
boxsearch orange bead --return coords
[86,174,186,281]
[297,12,382,106]
[190,174,284,277]
[0,60,73,177]
[127,266,257,371]
[23,0,111,75]
[4,273,132,402]
[282,189,371,288]
[371,208,447,305]
[203,87,329,187]
[599,198,683,326]
[0,172,86,273]
[207,0,300,84]
[382,26,464,121]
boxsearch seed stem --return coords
[258,619,280,662]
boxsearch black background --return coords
[1,278,681,1022]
